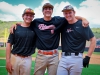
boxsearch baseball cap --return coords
[62,5,74,12]
[22,8,35,15]
[42,3,54,10]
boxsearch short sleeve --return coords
[7,30,15,45]
[82,26,94,41]
[53,16,66,32]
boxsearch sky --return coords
[0,0,100,28]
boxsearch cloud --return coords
[33,0,70,18]
[76,0,100,25]
[52,0,100,26]
[0,1,28,21]
[34,0,50,18]
[53,0,100,27]
[53,1,70,17]
[0,13,16,21]
[0,0,100,27]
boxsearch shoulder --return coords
[53,16,65,20]
[53,16,66,23]
[77,20,82,24]
[16,25,21,29]
[76,20,91,31]
[34,18,44,22]
[73,20,83,31]
[75,20,82,27]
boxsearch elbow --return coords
[91,36,96,47]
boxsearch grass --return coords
[82,64,100,75]
[92,52,100,55]
[0,50,37,58]
[0,49,100,75]
[0,49,100,58]
[0,59,100,75]
[84,51,100,55]
[0,59,48,75]
[0,50,6,58]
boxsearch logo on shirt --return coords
[38,24,55,30]
[76,26,79,28]
[66,28,74,33]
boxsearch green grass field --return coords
[0,59,100,75]
[0,50,100,58]
[0,50,37,58]
[0,49,100,75]
[0,59,48,75]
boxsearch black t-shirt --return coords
[7,25,36,56]
[61,20,94,53]
[31,16,65,50]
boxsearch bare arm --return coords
[87,36,96,57]
[6,43,13,74]
[83,36,96,68]
[75,16,89,27]
[6,43,12,62]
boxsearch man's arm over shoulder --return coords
[53,16,66,32]
[75,16,89,27]
[54,16,65,21]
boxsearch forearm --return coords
[87,37,96,57]
[6,43,12,63]
[75,16,86,20]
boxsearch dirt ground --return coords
[84,54,100,64]
[32,52,100,64]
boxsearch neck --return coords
[21,22,30,27]
[44,17,51,21]
[68,18,78,24]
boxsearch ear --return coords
[42,10,45,15]
[74,10,76,14]
[22,15,24,20]
[22,14,24,18]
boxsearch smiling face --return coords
[63,10,75,22]
[42,7,53,18]
[22,13,34,24]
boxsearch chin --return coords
[67,19,72,21]
[26,21,32,24]
[46,14,51,17]
[67,20,72,21]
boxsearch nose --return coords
[27,15,33,18]
[66,14,70,17]
[46,8,50,11]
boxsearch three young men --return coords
[9,3,89,75]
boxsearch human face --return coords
[63,10,75,22]
[22,13,34,24]
[43,7,53,17]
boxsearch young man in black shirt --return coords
[10,3,89,75]
[6,8,36,75]
[57,5,96,75]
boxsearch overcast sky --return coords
[0,0,100,27]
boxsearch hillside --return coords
[0,20,21,37]
[0,20,100,38]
